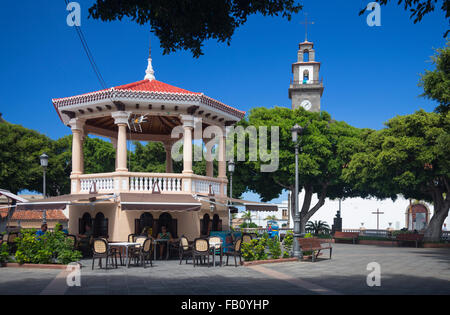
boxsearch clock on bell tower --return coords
[288,39,324,112]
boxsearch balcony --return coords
[71,172,227,196]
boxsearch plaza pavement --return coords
[0,244,448,295]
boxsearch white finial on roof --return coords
[144,38,155,81]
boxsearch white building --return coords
[238,200,290,228]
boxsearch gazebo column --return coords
[181,115,194,175]
[163,142,174,173]
[69,118,84,175]
[69,118,85,194]
[180,115,194,192]
[112,111,130,172]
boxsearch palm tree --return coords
[241,211,252,225]
[265,215,277,221]
[306,220,330,235]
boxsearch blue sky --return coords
[0,1,447,202]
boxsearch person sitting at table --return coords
[157,226,173,259]
[141,226,154,239]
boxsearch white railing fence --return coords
[80,177,114,192]
[129,176,182,192]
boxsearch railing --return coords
[129,175,182,192]
[80,177,114,192]
[191,178,221,195]
[75,172,226,195]
[290,78,323,85]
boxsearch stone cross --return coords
[372,208,384,230]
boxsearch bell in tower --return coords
[289,40,324,112]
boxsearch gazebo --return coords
[18,49,277,242]
[18,48,243,241]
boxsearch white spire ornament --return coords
[144,39,155,81]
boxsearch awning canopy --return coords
[16,193,116,211]
[194,194,278,212]
[0,189,28,203]
[120,193,201,211]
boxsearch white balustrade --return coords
[80,177,114,192]
[129,176,182,192]
[77,173,223,195]
[192,179,221,195]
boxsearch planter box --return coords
[358,240,398,247]
[423,242,450,248]
[242,257,298,266]
[4,263,69,269]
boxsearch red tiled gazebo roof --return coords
[115,79,201,95]
[52,79,245,120]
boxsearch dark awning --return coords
[120,193,201,211]
[194,194,278,212]
[16,193,116,211]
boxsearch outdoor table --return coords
[209,241,223,267]
[109,242,139,268]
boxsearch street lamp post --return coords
[291,124,304,259]
[40,153,48,224]
[228,159,235,230]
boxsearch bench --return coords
[334,231,359,244]
[298,238,332,262]
[396,233,424,248]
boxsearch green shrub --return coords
[15,230,81,265]
[283,231,293,255]
[241,239,268,261]
[0,243,9,264]
[268,236,281,259]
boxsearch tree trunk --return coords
[424,203,449,242]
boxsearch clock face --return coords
[301,100,312,110]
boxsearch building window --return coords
[212,214,222,232]
[201,213,210,236]
[79,212,92,234]
[282,210,288,218]
[93,212,108,238]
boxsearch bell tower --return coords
[288,40,324,112]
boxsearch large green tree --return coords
[233,107,365,233]
[0,121,53,194]
[343,110,450,242]
[419,42,450,114]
